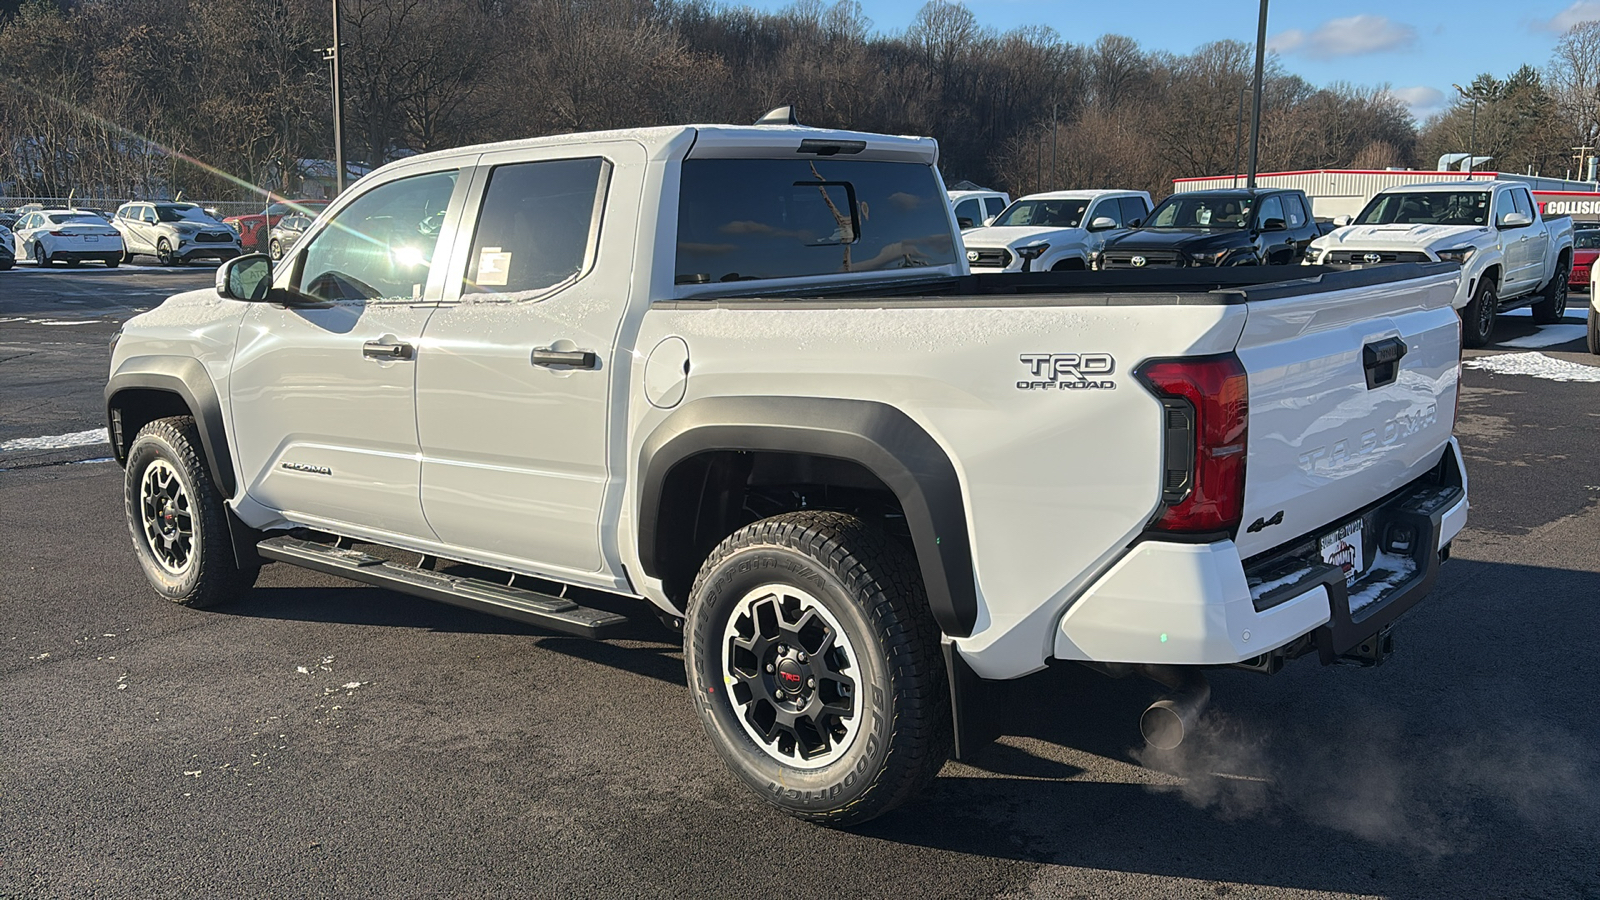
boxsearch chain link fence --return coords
[2,197,268,217]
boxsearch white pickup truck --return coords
[960,189,1152,272]
[1304,181,1574,347]
[106,116,1468,826]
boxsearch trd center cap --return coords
[775,659,806,694]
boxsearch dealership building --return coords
[1172,169,1600,224]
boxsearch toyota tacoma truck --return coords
[1097,187,1322,270]
[1305,181,1575,348]
[107,115,1469,826]
[960,189,1150,272]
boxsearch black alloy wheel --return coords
[1462,280,1498,348]
[124,417,258,607]
[1532,269,1569,324]
[685,511,950,826]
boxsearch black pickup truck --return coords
[1097,188,1322,268]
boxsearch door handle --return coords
[531,348,598,369]
[362,341,414,360]
[1362,337,1407,390]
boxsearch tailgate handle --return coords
[1362,337,1407,390]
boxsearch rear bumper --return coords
[49,249,123,262]
[1054,438,1467,667]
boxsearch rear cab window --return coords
[675,158,957,286]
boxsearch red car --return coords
[1571,228,1600,291]
[224,199,329,252]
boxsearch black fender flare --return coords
[105,355,237,497]
[637,396,977,637]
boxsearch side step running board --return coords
[256,536,629,639]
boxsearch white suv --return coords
[961,190,1151,272]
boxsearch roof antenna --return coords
[754,106,800,126]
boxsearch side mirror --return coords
[1333,215,1353,227]
[957,216,974,229]
[1498,211,1533,228]
[1127,218,1143,228]
[1262,217,1287,232]
[1088,216,1118,231]
[982,216,996,227]
[216,253,273,302]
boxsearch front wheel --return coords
[124,417,257,607]
[156,239,176,267]
[1461,279,1499,348]
[1588,305,1600,356]
[1532,268,1569,324]
[684,511,950,826]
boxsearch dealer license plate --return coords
[83,235,98,242]
[1320,520,1365,587]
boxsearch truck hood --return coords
[1104,228,1252,254]
[960,225,1088,250]
[1315,224,1489,252]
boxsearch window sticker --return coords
[477,246,512,286]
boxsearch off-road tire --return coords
[1588,305,1600,356]
[1531,268,1569,324]
[124,416,257,608]
[1461,279,1499,348]
[684,511,950,827]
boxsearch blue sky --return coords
[740,0,1600,123]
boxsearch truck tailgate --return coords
[1232,268,1460,561]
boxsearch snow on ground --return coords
[1464,351,1600,383]
[0,428,109,452]
[1496,325,1590,349]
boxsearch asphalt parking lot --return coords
[3,268,1598,899]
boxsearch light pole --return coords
[1246,0,1268,189]
[1233,86,1251,188]
[326,0,347,196]
[1452,83,1479,177]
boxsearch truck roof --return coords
[1376,181,1505,193]
[392,124,941,168]
[1016,189,1144,201]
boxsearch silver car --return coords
[112,201,241,266]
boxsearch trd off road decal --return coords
[1017,353,1116,391]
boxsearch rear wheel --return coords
[268,238,283,260]
[1531,268,1569,324]
[33,243,51,267]
[1461,279,1499,348]
[105,256,119,268]
[684,511,949,826]
[124,417,257,607]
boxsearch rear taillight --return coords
[1136,354,1249,535]
[48,230,67,236]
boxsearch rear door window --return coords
[463,157,610,295]
[676,158,956,285]
[984,196,1006,219]
[1283,194,1308,228]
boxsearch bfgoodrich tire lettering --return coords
[684,511,949,826]
[124,416,257,607]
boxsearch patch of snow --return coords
[25,319,100,326]
[1496,325,1589,349]
[1464,351,1600,383]
[1247,569,1313,600]
[1348,550,1418,614]
[0,428,109,451]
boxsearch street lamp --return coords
[1246,0,1268,189]
[1452,83,1479,176]
[325,0,347,196]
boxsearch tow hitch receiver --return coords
[1338,626,1394,667]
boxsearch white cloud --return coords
[1389,85,1446,120]
[1541,2,1600,32]
[1268,15,1417,60]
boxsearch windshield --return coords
[991,198,1091,228]
[155,205,214,224]
[1355,191,1488,226]
[46,213,102,225]
[1146,195,1253,229]
[675,158,957,285]
[1578,230,1600,250]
